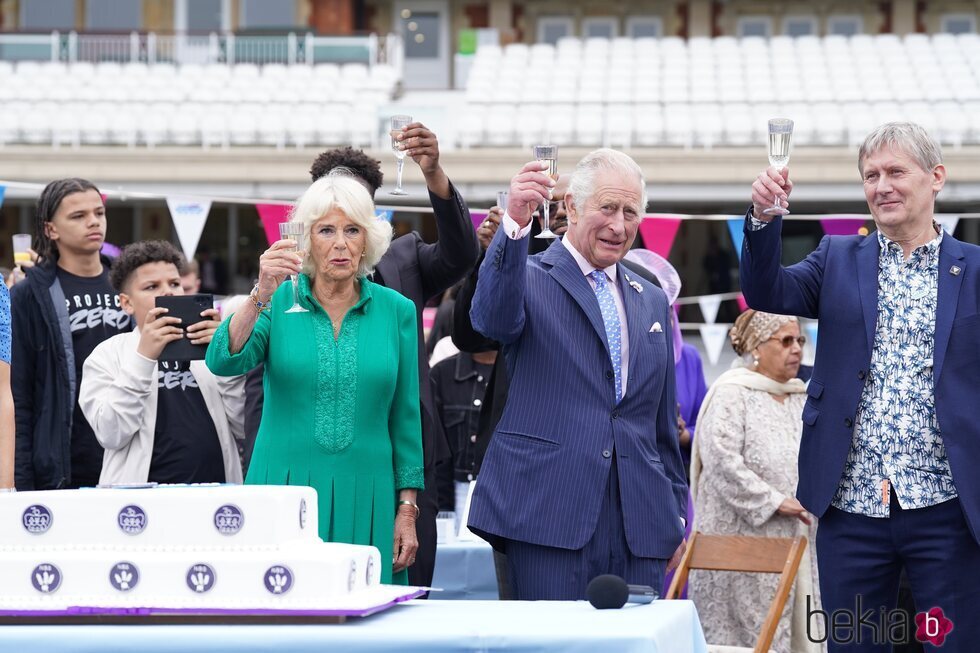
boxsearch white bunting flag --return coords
[935,215,960,235]
[166,197,212,262]
[699,324,730,366]
[698,295,723,324]
[804,322,819,351]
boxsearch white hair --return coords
[566,148,648,215]
[858,122,943,175]
[291,175,392,278]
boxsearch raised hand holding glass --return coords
[764,119,794,216]
[389,115,412,196]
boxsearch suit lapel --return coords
[374,254,401,293]
[619,267,647,398]
[934,236,965,385]
[856,235,881,355]
[543,240,608,353]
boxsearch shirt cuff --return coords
[747,210,771,232]
[502,212,533,240]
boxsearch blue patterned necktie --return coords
[590,269,622,400]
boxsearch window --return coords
[537,16,574,45]
[941,13,977,34]
[176,0,228,32]
[783,15,817,37]
[240,0,298,30]
[85,0,142,31]
[626,16,663,38]
[404,11,440,58]
[737,17,772,38]
[582,17,618,39]
[827,15,863,36]
[20,0,75,31]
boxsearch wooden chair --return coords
[665,532,808,653]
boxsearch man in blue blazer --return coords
[469,149,688,600]
[742,122,980,651]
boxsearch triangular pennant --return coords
[736,293,749,313]
[470,211,488,231]
[256,204,294,246]
[166,197,212,262]
[726,218,745,257]
[935,215,960,235]
[638,216,682,258]
[820,217,866,236]
[375,209,392,222]
[0,185,6,210]
[699,324,730,366]
[804,322,818,351]
[698,295,722,324]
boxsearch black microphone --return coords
[586,574,659,609]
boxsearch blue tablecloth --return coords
[0,599,709,653]
[431,540,499,600]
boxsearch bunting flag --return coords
[804,322,818,351]
[726,218,745,257]
[376,209,392,222]
[820,217,866,236]
[0,184,6,210]
[470,211,488,231]
[256,204,294,246]
[699,324,730,366]
[638,216,682,258]
[736,293,748,313]
[166,197,212,261]
[935,215,960,235]
[698,295,722,324]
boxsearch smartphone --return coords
[154,294,215,361]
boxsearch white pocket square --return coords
[649,322,663,333]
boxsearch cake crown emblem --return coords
[22,505,53,533]
[117,505,147,535]
[213,505,244,535]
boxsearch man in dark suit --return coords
[245,127,480,588]
[742,122,980,651]
[468,149,687,600]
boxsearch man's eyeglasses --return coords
[769,335,807,348]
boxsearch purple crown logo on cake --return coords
[299,499,307,529]
[366,556,375,585]
[31,563,62,594]
[348,560,357,591]
[22,505,53,534]
[186,563,216,593]
[117,505,147,535]
[213,504,244,535]
[264,565,293,595]
[109,562,139,592]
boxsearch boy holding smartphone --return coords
[79,241,244,485]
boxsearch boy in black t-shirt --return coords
[78,241,243,485]
[10,179,132,490]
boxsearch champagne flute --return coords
[532,144,558,239]
[389,114,412,196]
[496,190,508,212]
[278,221,309,314]
[764,118,794,216]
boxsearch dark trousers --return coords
[408,471,438,590]
[816,493,980,652]
[505,459,667,601]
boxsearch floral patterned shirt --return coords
[832,228,957,517]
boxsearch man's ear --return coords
[565,192,578,225]
[118,291,135,316]
[44,220,57,241]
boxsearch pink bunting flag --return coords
[256,204,294,246]
[736,293,749,313]
[638,216,683,258]
[470,211,488,231]
[819,217,867,236]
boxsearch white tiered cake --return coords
[0,485,417,616]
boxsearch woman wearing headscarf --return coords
[689,309,824,653]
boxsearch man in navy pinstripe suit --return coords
[469,149,688,600]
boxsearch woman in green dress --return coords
[206,175,423,584]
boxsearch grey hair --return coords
[566,148,648,215]
[291,175,393,278]
[858,122,943,175]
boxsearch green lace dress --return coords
[206,275,424,584]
